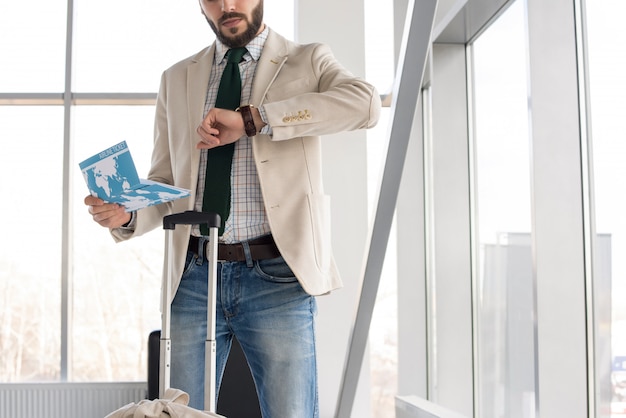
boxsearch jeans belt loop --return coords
[241,240,254,268]
[196,236,206,265]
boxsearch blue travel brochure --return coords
[79,141,190,212]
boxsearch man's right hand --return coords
[196,108,246,149]
[84,195,131,229]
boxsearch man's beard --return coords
[207,1,263,48]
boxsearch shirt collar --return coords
[215,25,269,64]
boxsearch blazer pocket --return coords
[307,193,332,273]
[265,77,312,101]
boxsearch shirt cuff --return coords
[258,105,273,137]
[119,211,136,230]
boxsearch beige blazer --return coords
[111,29,381,299]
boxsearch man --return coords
[85,0,381,415]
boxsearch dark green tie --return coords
[201,47,247,236]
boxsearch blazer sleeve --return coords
[262,43,381,141]
[110,70,188,243]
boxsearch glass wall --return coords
[470,1,535,416]
[586,1,626,416]
[0,1,66,93]
[70,106,163,381]
[73,0,209,93]
[0,106,65,380]
[364,0,397,416]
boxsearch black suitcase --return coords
[148,331,261,417]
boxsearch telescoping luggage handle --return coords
[160,211,221,413]
[163,210,220,230]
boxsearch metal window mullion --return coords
[574,0,598,416]
[422,85,437,402]
[0,93,157,106]
[71,92,157,105]
[429,42,474,416]
[465,39,481,418]
[60,0,74,382]
[526,0,589,416]
[334,0,437,416]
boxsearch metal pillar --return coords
[334,1,438,416]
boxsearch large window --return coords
[0,2,67,92]
[71,106,163,381]
[470,2,535,416]
[0,107,65,380]
[585,1,626,415]
[364,1,397,416]
[0,0,294,383]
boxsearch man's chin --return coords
[219,34,248,49]
[223,28,243,39]
[212,15,261,48]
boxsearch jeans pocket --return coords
[181,251,198,278]
[254,257,298,283]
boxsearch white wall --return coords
[295,0,372,417]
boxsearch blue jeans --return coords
[170,247,319,418]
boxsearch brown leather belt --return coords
[188,234,281,262]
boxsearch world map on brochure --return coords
[79,141,190,212]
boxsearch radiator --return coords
[0,382,147,418]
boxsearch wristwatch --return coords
[236,104,257,137]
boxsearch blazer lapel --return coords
[186,45,215,191]
[251,30,288,106]
[181,33,287,188]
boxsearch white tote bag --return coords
[105,388,225,418]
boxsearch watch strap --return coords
[236,104,257,137]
